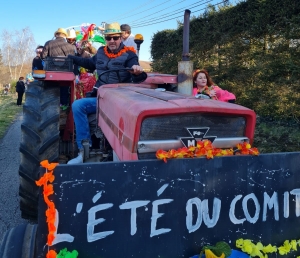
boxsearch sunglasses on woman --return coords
[105,36,120,41]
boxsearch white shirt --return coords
[122,34,137,50]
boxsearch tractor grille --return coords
[138,113,246,159]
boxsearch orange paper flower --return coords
[156,140,259,162]
[46,250,57,258]
[156,149,169,163]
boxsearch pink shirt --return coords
[193,86,236,102]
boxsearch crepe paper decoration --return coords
[204,249,225,258]
[235,142,259,155]
[46,250,57,258]
[75,73,96,99]
[236,238,283,257]
[90,34,106,45]
[56,248,79,258]
[81,24,96,41]
[103,46,136,58]
[196,85,219,100]
[200,242,232,258]
[36,160,58,250]
[156,140,259,163]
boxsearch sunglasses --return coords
[105,36,120,41]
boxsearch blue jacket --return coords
[69,43,145,89]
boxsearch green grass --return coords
[0,94,22,139]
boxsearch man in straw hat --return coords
[41,28,75,58]
[66,28,77,46]
[41,28,76,105]
[67,22,146,164]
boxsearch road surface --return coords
[0,112,27,243]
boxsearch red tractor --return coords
[18,61,256,222]
[3,11,299,258]
[7,68,300,257]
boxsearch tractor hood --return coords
[97,85,256,161]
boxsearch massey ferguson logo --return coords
[179,127,217,147]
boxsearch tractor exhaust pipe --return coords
[178,9,193,95]
[182,9,191,62]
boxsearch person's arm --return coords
[126,52,147,83]
[68,54,96,71]
[41,41,50,59]
[214,86,236,102]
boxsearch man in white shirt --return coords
[120,24,137,50]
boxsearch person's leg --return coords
[60,87,70,105]
[17,92,22,105]
[67,97,97,164]
[20,92,24,105]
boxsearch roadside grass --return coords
[0,94,22,139]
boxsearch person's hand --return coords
[130,65,143,75]
[209,89,217,97]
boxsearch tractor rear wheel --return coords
[0,223,37,258]
[19,80,60,221]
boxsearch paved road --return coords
[0,112,27,242]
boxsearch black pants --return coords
[60,87,70,105]
[17,92,24,105]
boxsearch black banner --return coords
[37,152,300,258]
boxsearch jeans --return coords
[72,97,97,149]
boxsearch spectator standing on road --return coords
[41,28,76,105]
[32,45,44,71]
[16,77,25,106]
[120,24,137,50]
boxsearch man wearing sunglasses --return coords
[67,22,146,164]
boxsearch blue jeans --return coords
[72,97,97,149]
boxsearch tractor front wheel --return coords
[19,80,60,221]
[0,223,37,258]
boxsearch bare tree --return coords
[1,27,36,80]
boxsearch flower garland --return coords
[197,85,220,100]
[156,140,259,163]
[36,160,78,258]
[236,238,300,257]
[103,46,136,58]
[36,160,58,247]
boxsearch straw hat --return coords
[67,29,77,39]
[54,28,68,37]
[104,22,122,35]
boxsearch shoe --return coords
[67,152,83,164]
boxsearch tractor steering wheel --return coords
[98,68,134,84]
[195,93,211,99]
